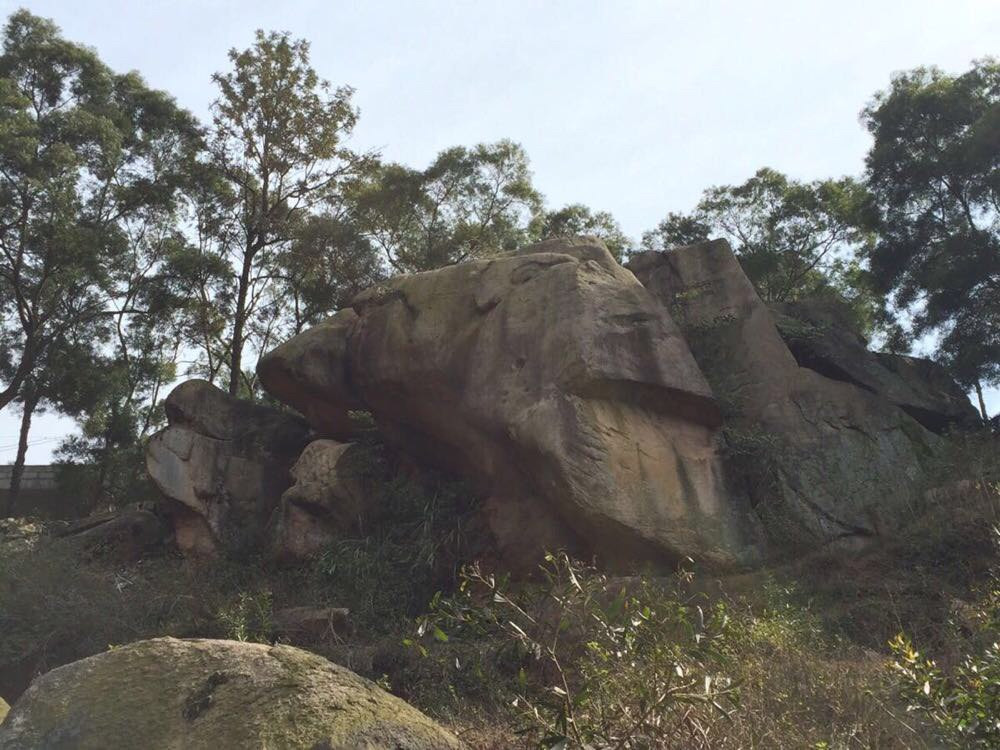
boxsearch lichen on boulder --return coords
[0,637,462,749]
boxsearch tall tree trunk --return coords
[228,250,255,396]
[975,381,989,423]
[5,389,39,517]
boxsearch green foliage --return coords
[278,213,385,334]
[715,576,922,749]
[351,140,543,272]
[0,543,218,688]
[890,632,1000,747]
[773,314,829,344]
[415,553,737,749]
[194,28,371,394]
[53,340,176,509]
[312,470,483,632]
[0,9,200,413]
[530,203,632,261]
[643,168,881,334]
[0,10,202,515]
[0,518,946,747]
[863,58,1000,393]
[889,520,1000,747]
[216,590,274,643]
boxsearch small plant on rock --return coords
[216,590,273,643]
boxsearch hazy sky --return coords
[1,0,998,462]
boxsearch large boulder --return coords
[260,237,763,569]
[0,637,461,749]
[146,380,311,555]
[274,439,378,559]
[257,310,366,440]
[628,240,954,547]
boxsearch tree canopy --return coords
[643,168,879,330]
[182,29,372,395]
[863,58,1000,410]
[0,9,200,411]
[351,140,543,273]
[532,203,632,261]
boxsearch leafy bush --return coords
[717,577,921,748]
[0,542,217,700]
[313,472,484,632]
[413,553,737,749]
[889,519,1000,747]
[890,633,1000,747]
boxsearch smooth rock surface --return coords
[0,637,461,749]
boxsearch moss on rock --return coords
[0,637,462,749]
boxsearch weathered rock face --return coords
[261,237,764,569]
[275,439,378,559]
[146,380,311,555]
[257,310,365,441]
[627,240,953,547]
[152,236,976,567]
[770,298,979,432]
[0,637,461,749]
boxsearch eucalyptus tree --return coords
[352,140,543,273]
[2,332,93,515]
[863,59,1000,419]
[532,203,632,260]
[0,10,200,414]
[203,30,371,395]
[643,168,879,331]
[277,213,385,335]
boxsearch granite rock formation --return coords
[148,237,977,568]
[0,637,462,749]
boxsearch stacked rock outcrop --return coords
[146,237,978,567]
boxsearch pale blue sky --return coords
[1,0,998,461]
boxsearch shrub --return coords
[312,472,484,632]
[216,590,274,643]
[413,553,737,749]
[717,577,923,748]
[889,519,1000,748]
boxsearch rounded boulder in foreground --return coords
[0,637,462,750]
